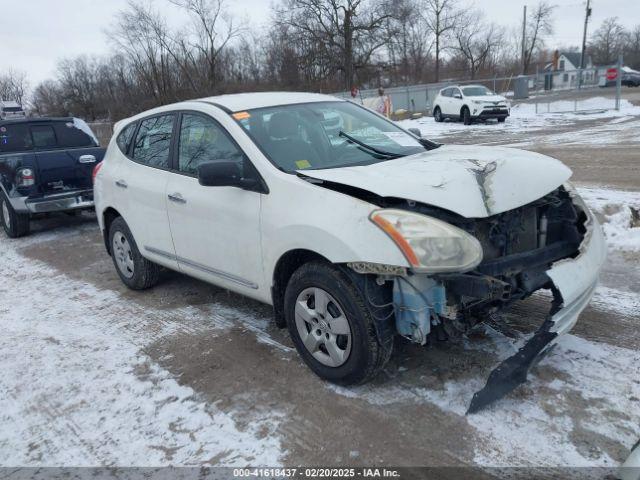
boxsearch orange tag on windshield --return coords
[233,111,251,120]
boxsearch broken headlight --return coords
[370,209,483,273]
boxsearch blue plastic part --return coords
[393,276,446,344]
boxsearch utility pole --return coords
[579,0,592,88]
[521,5,527,74]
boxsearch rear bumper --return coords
[10,190,94,214]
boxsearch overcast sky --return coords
[1,0,638,87]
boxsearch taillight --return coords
[92,162,103,184]
[17,168,35,187]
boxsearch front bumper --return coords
[546,197,607,334]
[472,105,510,119]
[467,202,607,412]
[10,190,94,214]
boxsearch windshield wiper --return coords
[338,131,404,159]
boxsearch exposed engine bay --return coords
[392,186,586,340]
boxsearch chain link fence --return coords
[336,64,623,117]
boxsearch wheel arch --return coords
[460,104,470,116]
[102,206,122,255]
[271,248,332,328]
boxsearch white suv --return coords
[432,85,510,125]
[94,92,605,412]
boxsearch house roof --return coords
[561,52,584,68]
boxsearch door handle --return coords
[115,180,128,189]
[168,192,186,204]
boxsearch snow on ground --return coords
[0,233,285,466]
[579,187,640,252]
[330,328,640,468]
[397,97,640,146]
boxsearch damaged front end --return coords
[355,185,607,413]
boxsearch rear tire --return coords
[0,192,30,238]
[108,216,160,290]
[462,107,472,125]
[433,107,443,122]
[284,261,393,385]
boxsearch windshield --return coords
[462,86,493,96]
[234,101,425,172]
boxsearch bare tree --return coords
[522,1,555,74]
[0,70,29,105]
[384,0,432,84]
[625,25,640,68]
[453,11,503,79]
[589,17,628,65]
[168,0,244,91]
[275,0,391,90]
[421,0,462,82]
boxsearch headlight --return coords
[472,100,484,104]
[370,209,483,273]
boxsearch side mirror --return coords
[197,161,242,187]
[408,128,422,138]
[197,160,262,191]
[453,93,462,99]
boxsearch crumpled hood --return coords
[300,145,572,218]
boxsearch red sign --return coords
[606,68,618,81]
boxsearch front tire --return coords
[108,216,160,290]
[462,107,472,125]
[284,262,393,385]
[498,117,506,123]
[0,192,30,238]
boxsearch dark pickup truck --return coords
[0,117,105,237]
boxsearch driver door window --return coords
[178,113,244,175]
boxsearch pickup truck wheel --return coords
[284,261,393,385]
[108,216,160,290]
[0,193,30,238]
[498,117,506,123]
[462,107,472,125]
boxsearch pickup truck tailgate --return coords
[36,147,103,195]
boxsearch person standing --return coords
[373,87,392,118]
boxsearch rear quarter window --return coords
[116,123,137,155]
[0,124,33,153]
[53,121,98,148]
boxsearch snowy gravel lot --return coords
[1,94,640,474]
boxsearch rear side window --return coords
[116,123,137,155]
[0,124,33,152]
[52,121,97,148]
[31,125,57,148]
[132,115,174,168]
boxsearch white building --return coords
[544,51,601,89]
